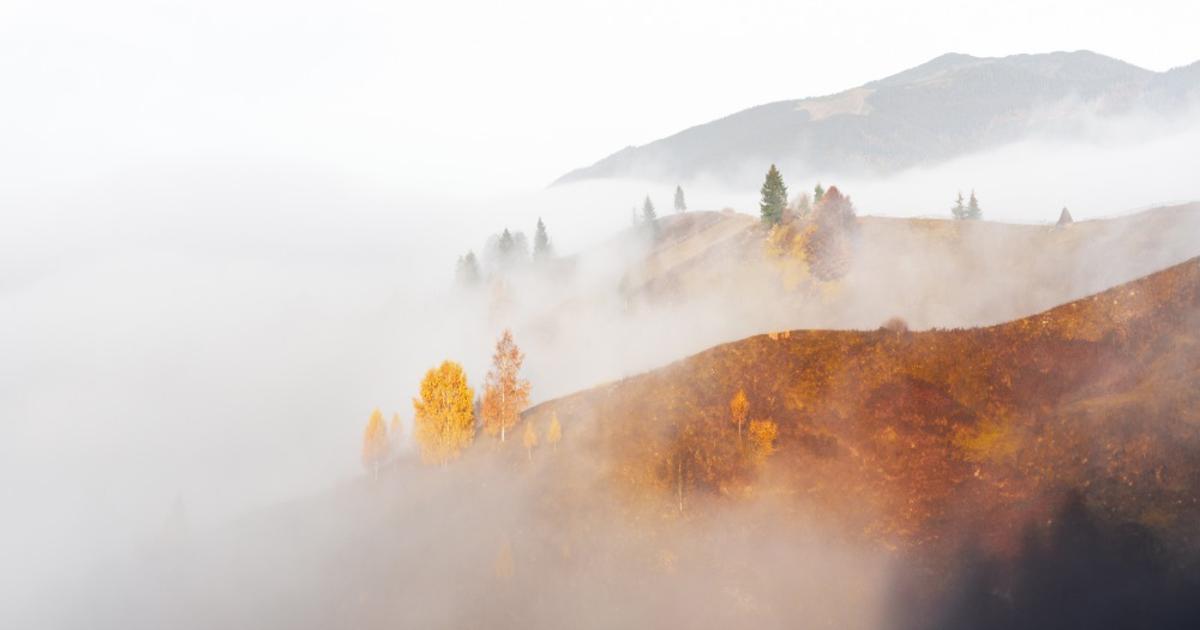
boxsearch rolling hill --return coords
[525,251,1200,558]
[553,51,1200,185]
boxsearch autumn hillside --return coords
[616,202,1200,331]
[524,253,1200,557]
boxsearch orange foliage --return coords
[361,408,390,477]
[522,420,538,461]
[481,329,531,442]
[748,419,777,463]
[546,412,562,451]
[412,361,475,466]
[730,389,749,440]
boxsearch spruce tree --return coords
[673,185,687,213]
[814,182,825,203]
[952,192,967,220]
[966,190,982,220]
[642,196,657,223]
[498,229,515,255]
[455,251,481,287]
[759,164,788,226]
[533,217,553,260]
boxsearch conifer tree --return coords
[522,420,538,461]
[362,408,390,478]
[546,412,562,452]
[952,192,967,220]
[642,196,657,223]
[759,164,788,226]
[498,229,515,255]
[730,389,749,442]
[673,185,687,213]
[814,182,826,203]
[533,217,553,261]
[966,190,982,220]
[413,361,475,466]
[482,329,531,442]
[455,251,481,287]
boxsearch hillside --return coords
[70,245,1200,630]
[525,253,1200,558]
[553,51,1200,184]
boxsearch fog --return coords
[4,104,1200,624]
[4,1,1200,623]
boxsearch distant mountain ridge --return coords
[554,51,1200,185]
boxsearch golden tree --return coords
[730,389,749,441]
[413,361,475,466]
[748,419,778,464]
[362,408,390,478]
[481,329,531,442]
[389,412,404,449]
[522,420,538,461]
[546,412,562,452]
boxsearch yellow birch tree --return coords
[413,361,475,466]
[546,413,562,452]
[362,408,390,478]
[730,389,749,441]
[481,329,531,442]
[522,420,538,461]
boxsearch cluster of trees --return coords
[952,190,983,220]
[360,329,563,472]
[455,218,556,288]
[729,388,777,463]
[759,164,859,281]
[629,185,688,232]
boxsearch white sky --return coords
[1,0,1198,197]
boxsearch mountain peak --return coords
[554,50,1188,185]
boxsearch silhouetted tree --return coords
[952,191,967,220]
[814,182,826,203]
[1057,206,1074,227]
[642,196,657,223]
[673,185,687,213]
[455,251,481,287]
[966,190,982,220]
[533,217,553,261]
[760,164,788,226]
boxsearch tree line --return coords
[361,329,562,473]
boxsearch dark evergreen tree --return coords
[673,185,687,213]
[1057,206,1074,227]
[533,217,553,260]
[759,164,788,226]
[814,182,825,203]
[952,192,967,220]
[966,190,982,220]
[642,196,657,223]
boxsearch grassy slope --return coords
[525,253,1200,557]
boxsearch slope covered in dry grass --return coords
[527,253,1200,558]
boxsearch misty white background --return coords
[2,0,1199,622]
